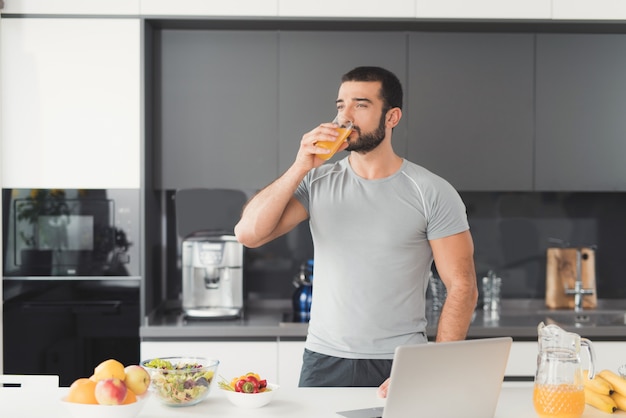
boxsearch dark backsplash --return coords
[165,191,626,301]
[463,192,626,299]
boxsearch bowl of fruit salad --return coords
[219,372,279,408]
[141,357,219,407]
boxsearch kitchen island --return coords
[2,382,625,418]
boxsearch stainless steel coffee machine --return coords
[181,234,243,318]
[175,188,248,318]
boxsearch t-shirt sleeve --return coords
[425,176,469,240]
[294,173,311,214]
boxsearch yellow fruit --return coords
[245,372,261,381]
[66,378,98,404]
[123,365,151,396]
[583,370,614,396]
[584,386,617,414]
[92,359,126,381]
[122,389,137,405]
[612,391,626,411]
[598,370,626,397]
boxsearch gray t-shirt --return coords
[294,157,469,359]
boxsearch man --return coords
[235,66,478,394]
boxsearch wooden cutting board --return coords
[545,247,597,309]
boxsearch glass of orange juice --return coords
[315,116,353,160]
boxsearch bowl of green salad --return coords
[141,357,219,407]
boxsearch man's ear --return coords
[386,107,402,128]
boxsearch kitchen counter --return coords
[2,382,625,418]
[141,298,626,341]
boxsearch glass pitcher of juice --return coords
[533,322,596,418]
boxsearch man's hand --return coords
[377,378,390,398]
[296,122,345,170]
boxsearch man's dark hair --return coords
[341,66,403,111]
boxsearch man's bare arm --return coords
[430,230,479,342]
[235,120,344,248]
[234,165,310,248]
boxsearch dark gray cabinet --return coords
[277,31,408,173]
[156,30,407,190]
[406,33,535,191]
[535,34,626,191]
[155,28,626,192]
[156,30,279,190]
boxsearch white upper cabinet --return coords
[0,0,140,15]
[4,0,626,21]
[552,0,626,20]
[0,18,141,189]
[416,0,551,19]
[279,0,414,18]
[140,0,277,17]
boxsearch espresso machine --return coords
[181,234,243,318]
[175,188,247,318]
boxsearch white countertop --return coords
[2,382,625,418]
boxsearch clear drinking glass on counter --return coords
[482,271,502,312]
[428,272,447,313]
[482,271,501,323]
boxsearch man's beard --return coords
[346,112,386,154]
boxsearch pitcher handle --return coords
[581,337,596,379]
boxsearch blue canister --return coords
[292,260,313,322]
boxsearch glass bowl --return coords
[619,364,626,379]
[141,357,219,407]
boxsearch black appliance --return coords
[2,189,139,278]
[2,188,141,386]
[2,280,140,386]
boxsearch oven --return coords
[2,188,139,278]
[2,188,141,386]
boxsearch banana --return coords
[612,391,626,411]
[585,386,618,414]
[598,369,626,397]
[584,370,614,396]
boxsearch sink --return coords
[483,310,626,328]
[536,310,626,327]
[471,302,626,328]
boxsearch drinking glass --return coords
[428,273,447,312]
[315,115,353,160]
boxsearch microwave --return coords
[2,189,140,279]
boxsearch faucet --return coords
[564,248,594,312]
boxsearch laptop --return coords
[337,337,513,418]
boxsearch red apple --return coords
[95,378,127,405]
[124,365,151,396]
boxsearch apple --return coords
[95,378,127,405]
[124,365,151,396]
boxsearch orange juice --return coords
[316,125,352,160]
[533,384,585,418]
